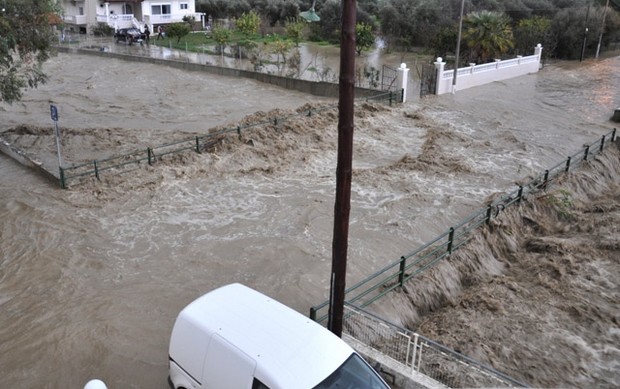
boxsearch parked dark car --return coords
[114,28,144,45]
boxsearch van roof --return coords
[173,283,353,388]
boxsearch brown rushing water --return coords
[0,53,618,388]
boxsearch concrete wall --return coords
[0,138,59,185]
[435,44,543,95]
[56,47,380,99]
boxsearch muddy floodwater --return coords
[1,53,619,388]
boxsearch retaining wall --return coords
[0,138,59,184]
[56,46,380,99]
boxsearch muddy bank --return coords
[377,145,620,388]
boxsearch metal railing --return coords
[365,89,404,106]
[343,304,528,388]
[56,86,405,188]
[59,104,333,188]
[310,128,617,323]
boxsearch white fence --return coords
[434,44,543,95]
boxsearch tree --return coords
[270,36,292,74]
[550,7,592,59]
[235,10,261,59]
[236,10,261,37]
[0,0,59,104]
[463,10,514,63]
[514,15,553,56]
[166,22,192,43]
[285,17,305,47]
[314,0,342,43]
[355,22,374,55]
[211,25,231,60]
[377,0,420,50]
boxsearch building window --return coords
[78,7,84,15]
[180,3,188,10]
[151,4,172,15]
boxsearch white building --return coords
[61,0,204,34]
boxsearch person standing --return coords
[157,25,164,40]
[144,25,150,44]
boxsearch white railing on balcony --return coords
[96,14,134,30]
[96,12,203,30]
[63,14,87,25]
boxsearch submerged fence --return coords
[57,96,389,188]
[59,105,333,187]
[343,304,528,388]
[310,128,618,324]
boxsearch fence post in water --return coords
[274,118,278,126]
[486,205,492,224]
[237,126,242,140]
[543,169,549,188]
[389,91,393,106]
[148,147,153,166]
[309,306,317,321]
[398,256,407,286]
[195,137,201,153]
[517,185,524,204]
[612,128,617,142]
[59,167,66,189]
[565,156,572,172]
[447,227,455,254]
[307,109,312,117]
[94,160,100,181]
[584,145,590,161]
[600,135,605,152]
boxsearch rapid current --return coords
[1,52,619,388]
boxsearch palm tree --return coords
[463,10,514,63]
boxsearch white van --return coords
[168,283,390,389]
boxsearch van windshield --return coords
[313,353,390,389]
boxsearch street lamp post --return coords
[452,0,465,94]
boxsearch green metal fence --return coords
[364,89,404,106]
[310,128,617,323]
[59,93,401,188]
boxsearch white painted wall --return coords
[435,44,543,95]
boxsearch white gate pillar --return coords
[397,63,410,103]
[434,57,446,95]
[535,43,543,69]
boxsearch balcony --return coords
[64,14,87,25]
[96,14,135,29]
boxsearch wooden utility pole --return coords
[580,1,592,62]
[328,0,356,338]
[452,0,466,93]
[596,0,611,58]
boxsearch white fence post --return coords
[535,43,544,68]
[434,57,445,95]
[411,333,420,373]
[397,63,410,103]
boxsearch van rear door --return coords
[203,334,257,389]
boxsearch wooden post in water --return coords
[328,0,356,338]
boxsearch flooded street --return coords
[0,52,619,388]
